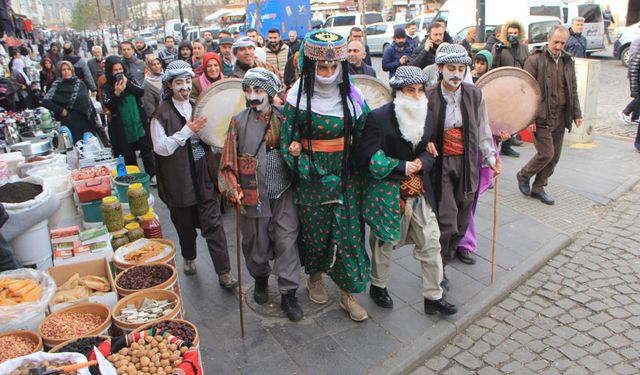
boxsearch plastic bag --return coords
[0,268,57,333]
[17,153,67,178]
[0,351,90,374]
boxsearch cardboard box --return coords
[48,257,118,312]
[53,235,114,266]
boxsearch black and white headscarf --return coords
[435,43,472,65]
[161,60,195,100]
[389,66,429,89]
[242,68,281,97]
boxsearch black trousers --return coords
[623,97,640,120]
[168,197,231,275]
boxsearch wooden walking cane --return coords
[491,176,499,283]
[235,203,245,339]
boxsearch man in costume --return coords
[357,66,457,315]
[426,43,501,273]
[282,30,371,322]
[517,26,582,205]
[219,68,303,322]
[149,60,237,290]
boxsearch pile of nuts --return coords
[148,321,196,343]
[0,335,38,362]
[117,298,177,324]
[7,360,76,375]
[117,265,172,290]
[107,335,188,375]
[41,312,104,340]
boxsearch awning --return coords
[205,9,232,22]
[226,8,246,17]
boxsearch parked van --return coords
[324,12,384,39]
[165,19,189,40]
[410,13,437,40]
[564,2,605,53]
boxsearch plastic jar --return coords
[125,222,145,242]
[101,196,124,232]
[141,212,163,239]
[127,183,149,217]
[111,232,129,250]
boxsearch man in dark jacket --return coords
[517,26,583,205]
[483,25,501,51]
[347,40,376,77]
[382,28,413,79]
[285,30,301,57]
[119,41,146,85]
[134,37,154,60]
[349,27,372,66]
[203,30,219,53]
[565,17,587,58]
[409,22,445,69]
[492,20,530,157]
[157,36,178,68]
[357,66,457,316]
[619,47,640,151]
[87,45,105,88]
[62,41,97,92]
[47,42,61,66]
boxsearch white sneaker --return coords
[150,176,157,186]
[618,111,634,126]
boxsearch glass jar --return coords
[124,213,139,226]
[127,183,149,217]
[125,222,145,242]
[111,232,129,250]
[101,196,124,232]
[142,212,163,239]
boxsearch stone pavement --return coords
[146,54,640,374]
[412,182,640,375]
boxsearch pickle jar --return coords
[111,232,129,250]
[101,196,124,232]
[125,222,145,242]
[124,213,138,225]
[127,183,149,217]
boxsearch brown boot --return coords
[339,292,368,322]
[307,272,328,304]
[218,272,237,292]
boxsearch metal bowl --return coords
[9,139,52,157]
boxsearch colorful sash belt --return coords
[443,128,465,156]
[300,137,345,152]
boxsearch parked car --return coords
[453,25,498,53]
[410,13,437,41]
[614,21,640,66]
[366,22,406,55]
[324,12,384,39]
[228,23,247,35]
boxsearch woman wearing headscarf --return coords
[10,56,35,109]
[43,60,98,142]
[39,57,56,92]
[190,52,223,100]
[101,55,156,181]
[143,54,164,119]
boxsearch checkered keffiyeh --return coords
[242,68,281,97]
[389,66,429,88]
[435,43,472,66]
[232,37,256,55]
[162,60,195,83]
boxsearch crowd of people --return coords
[2,16,610,323]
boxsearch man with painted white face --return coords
[357,66,457,316]
[149,60,237,290]
[219,68,303,322]
[425,43,500,277]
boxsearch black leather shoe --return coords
[369,285,394,308]
[501,145,520,157]
[281,290,303,322]
[457,251,476,264]
[531,191,555,205]
[424,297,458,315]
[254,277,269,304]
[440,274,450,291]
[516,172,531,196]
[511,136,524,146]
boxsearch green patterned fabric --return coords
[363,150,403,243]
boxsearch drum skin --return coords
[193,79,246,148]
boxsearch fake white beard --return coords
[394,91,428,146]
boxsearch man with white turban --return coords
[219,68,303,322]
[149,60,237,290]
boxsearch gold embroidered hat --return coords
[303,30,348,62]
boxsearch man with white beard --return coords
[357,66,457,316]
[425,43,501,278]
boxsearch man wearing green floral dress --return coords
[281,30,371,321]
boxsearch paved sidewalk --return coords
[151,130,639,374]
[412,182,640,375]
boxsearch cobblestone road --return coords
[412,183,640,375]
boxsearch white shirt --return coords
[150,98,195,157]
[255,48,267,62]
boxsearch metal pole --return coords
[109,0,119,42]
[178,0,185,39]
[359,0,367,45]
[476,0,486,42]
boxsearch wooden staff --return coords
[491,176,499,283]
[235,203,245,339]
